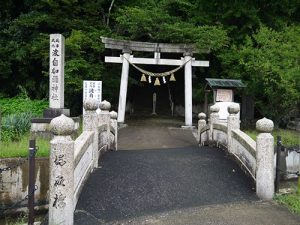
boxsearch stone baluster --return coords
[110,111,118,150]
[256,118,275,200]
[209,104,220,142]
[83,98,99,168]
[49,115,75,225]
[227,103,240,154]
[198,112,206,145]
[99,100,111,151]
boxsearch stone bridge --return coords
[46,100,300,225]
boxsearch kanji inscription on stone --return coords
[49,34,65,109]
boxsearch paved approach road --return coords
[75,117,300,225]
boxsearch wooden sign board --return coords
[216,89,233,102]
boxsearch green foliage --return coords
[0,133,50,158]
[0,112,32,142]
[0,96,47,142]
[244,128,300,147]
[275,191,300,214]
[0,97,48,116]
[220,25,300,124]
[0,0,299,118]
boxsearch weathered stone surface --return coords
[110,111,118,120]
[49,124,75,225]
[83,98,98,111]
[198,112,206,120]
[198,113,207,144]
[228,103,240,114]
[256,118,274,133]
[50,114,75,136]
[43,108,70,118]
[100,100,111,111]
[210,104,220,113]
[256,132,274,200]
[49,34,65,109]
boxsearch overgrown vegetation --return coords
[275,190,300,214]
[0,97,47,142]
[0,0,299,121]
[245,129,300,147]
[0,133,50,158]
[0,97,48,116]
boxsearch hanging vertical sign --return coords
[49,34,65,109]
[83,81,102,114]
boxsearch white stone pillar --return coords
[117,50,131,123]
[99,100,111,152]
[83,98,99,168]
[198,112,207,145]
[49,34,65,109]
[110,111,118,150]
[227,103,240,154]
[209,104,220,142]
[256,118,275,200]
[184,53,193,126]
[49,115,75,225]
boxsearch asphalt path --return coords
[74,117,300,225]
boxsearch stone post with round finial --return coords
[227,103,240,154]
[110,111,118,150]
[49,114,75,225]
[99,100,111,152]
[83,98,99,168]
[198,112,207,145]
[209,104,220,142]
[256,117,275,200]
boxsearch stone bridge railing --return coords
[199,104,274,201]
[48,99,117,225]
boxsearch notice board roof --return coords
[205,78,246,89]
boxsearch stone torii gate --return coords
[101,37,209,127]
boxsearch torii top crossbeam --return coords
[101,37,210,126]
[101,37,198,54]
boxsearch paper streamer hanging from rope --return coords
[123,56,192,77]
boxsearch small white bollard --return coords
[198,112,206,145]
[256,117,275,200]
[49,115,75,225]
[227,103,240,154]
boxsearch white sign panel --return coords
[49,34,65,108]
[216,89,233,102]
[83,81,102,101]
[83,80,102,113]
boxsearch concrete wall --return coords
[0,158,49,213]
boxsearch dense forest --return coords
[0,0,299,124]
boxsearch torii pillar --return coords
[118,49,131,123]
[184,52,193,127]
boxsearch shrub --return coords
[0,112,33,142]
[0,97,48,116]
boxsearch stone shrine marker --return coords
[50,34,64,108]
[44,34,69,117]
